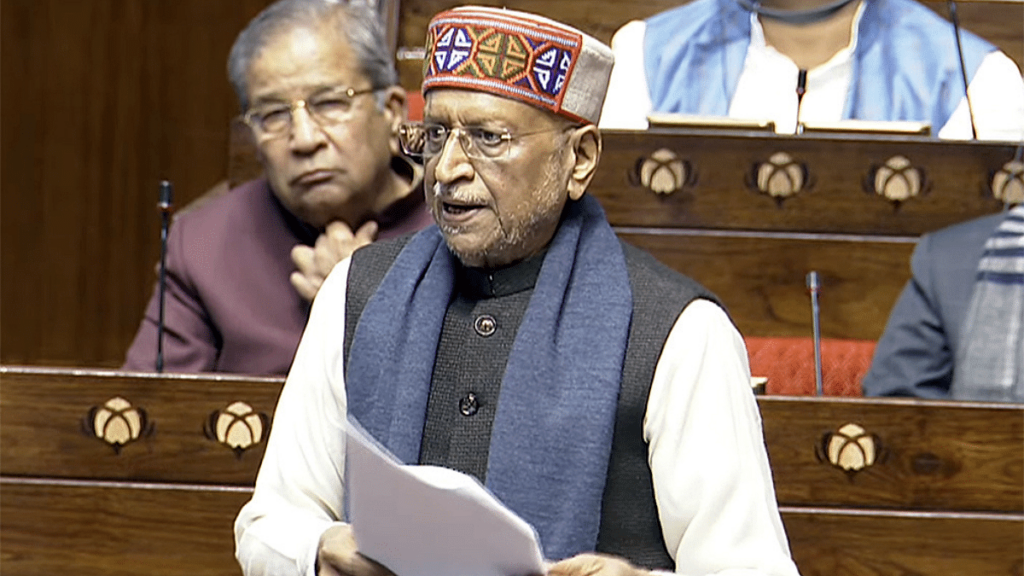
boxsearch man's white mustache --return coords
[432,182,487,205]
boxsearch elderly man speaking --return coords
[235,6,799,576]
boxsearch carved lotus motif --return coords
[991,160,1024,205]
[816,422,882,474]
[751,152,808,200]
[205,401,269,457]
[871,155,925,203]
[83,396,152,453]
[635,148,694,195]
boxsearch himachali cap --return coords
[422,6,614,125]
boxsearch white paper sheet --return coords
[346,419,546,576]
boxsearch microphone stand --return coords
[806,271,824,396]
[948,0,978,140]
[795,69,808,134]
[156,180,174,373]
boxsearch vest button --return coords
[474,314,497,337]
[459,392,479,416]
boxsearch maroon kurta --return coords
[122,177,432,375]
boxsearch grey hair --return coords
[227,0,398,111]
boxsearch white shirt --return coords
[600,12,1024,141]
[235,254,801,576]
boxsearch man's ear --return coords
[381,86,408,156]
[566,124,602,201]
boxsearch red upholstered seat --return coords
[745,336,875,397]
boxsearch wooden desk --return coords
[3,366,1021,575]
[591,131,1019,340]
[760,395,1024,574]
[0,367,277,576]
[225,125,1021,343]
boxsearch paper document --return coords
[345,420,545,576]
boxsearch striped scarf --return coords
[951,204,1024,402]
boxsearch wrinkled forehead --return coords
[246,25,365,101]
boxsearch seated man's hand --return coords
[317,524,394,576]
[291,220,378,301]
[547,553,651,576]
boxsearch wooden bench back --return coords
[226,121,1021,341]
[2,366,1021,575]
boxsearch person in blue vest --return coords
[235,5,800,576]
[600,0,1024,139]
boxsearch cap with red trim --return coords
[422,6,614,125]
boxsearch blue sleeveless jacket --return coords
[644,0,996,132]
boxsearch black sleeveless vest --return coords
[343,236,719,569]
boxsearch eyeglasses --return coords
[399,122,571,161]
[242,86,379,138]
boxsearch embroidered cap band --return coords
[422,6,614,125]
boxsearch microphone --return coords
[806,271,824,396]
[795,69,808,134]
[948,0,978,139]
[156,180,174,373]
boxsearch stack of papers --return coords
[346,420,546,576]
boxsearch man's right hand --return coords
[291,220,378,302]
[316,524,395,576]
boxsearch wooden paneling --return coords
[597,131,1015,339]
[623,231,914,339]
[0,0,274,368]
[0,368,282,484]
[394,0,1024,89]
[1,368,1021,575]
[592,131,1011,235]
[0,480,249,576]
[782,508,1024,576]
[759,396,1024,512]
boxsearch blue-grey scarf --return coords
[952,204,1024,402]
[345,195,633,560]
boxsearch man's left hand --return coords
[291,220,378,301]
[547,553,651,576]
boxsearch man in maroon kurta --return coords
[122,0,432,375]
[123,174,430,375]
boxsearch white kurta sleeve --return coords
[645,299,799,576]
[599,20,654,130]
[938,50,1024,141]
[234,258,354,576]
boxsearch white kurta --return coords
[600,11,1024,141]
[234,255,800,576]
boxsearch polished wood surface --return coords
[0,0,275,368]
[593,131,1012,235]
[0,367,274,575]
[593,131,1016,339]
[0,367,280,484]
[759,395,1023,512]
[394,0,1024,88]
[626,232,913,339]
[2,367,1021,575]
[0,480,250,576]
[783,509,1024,576]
